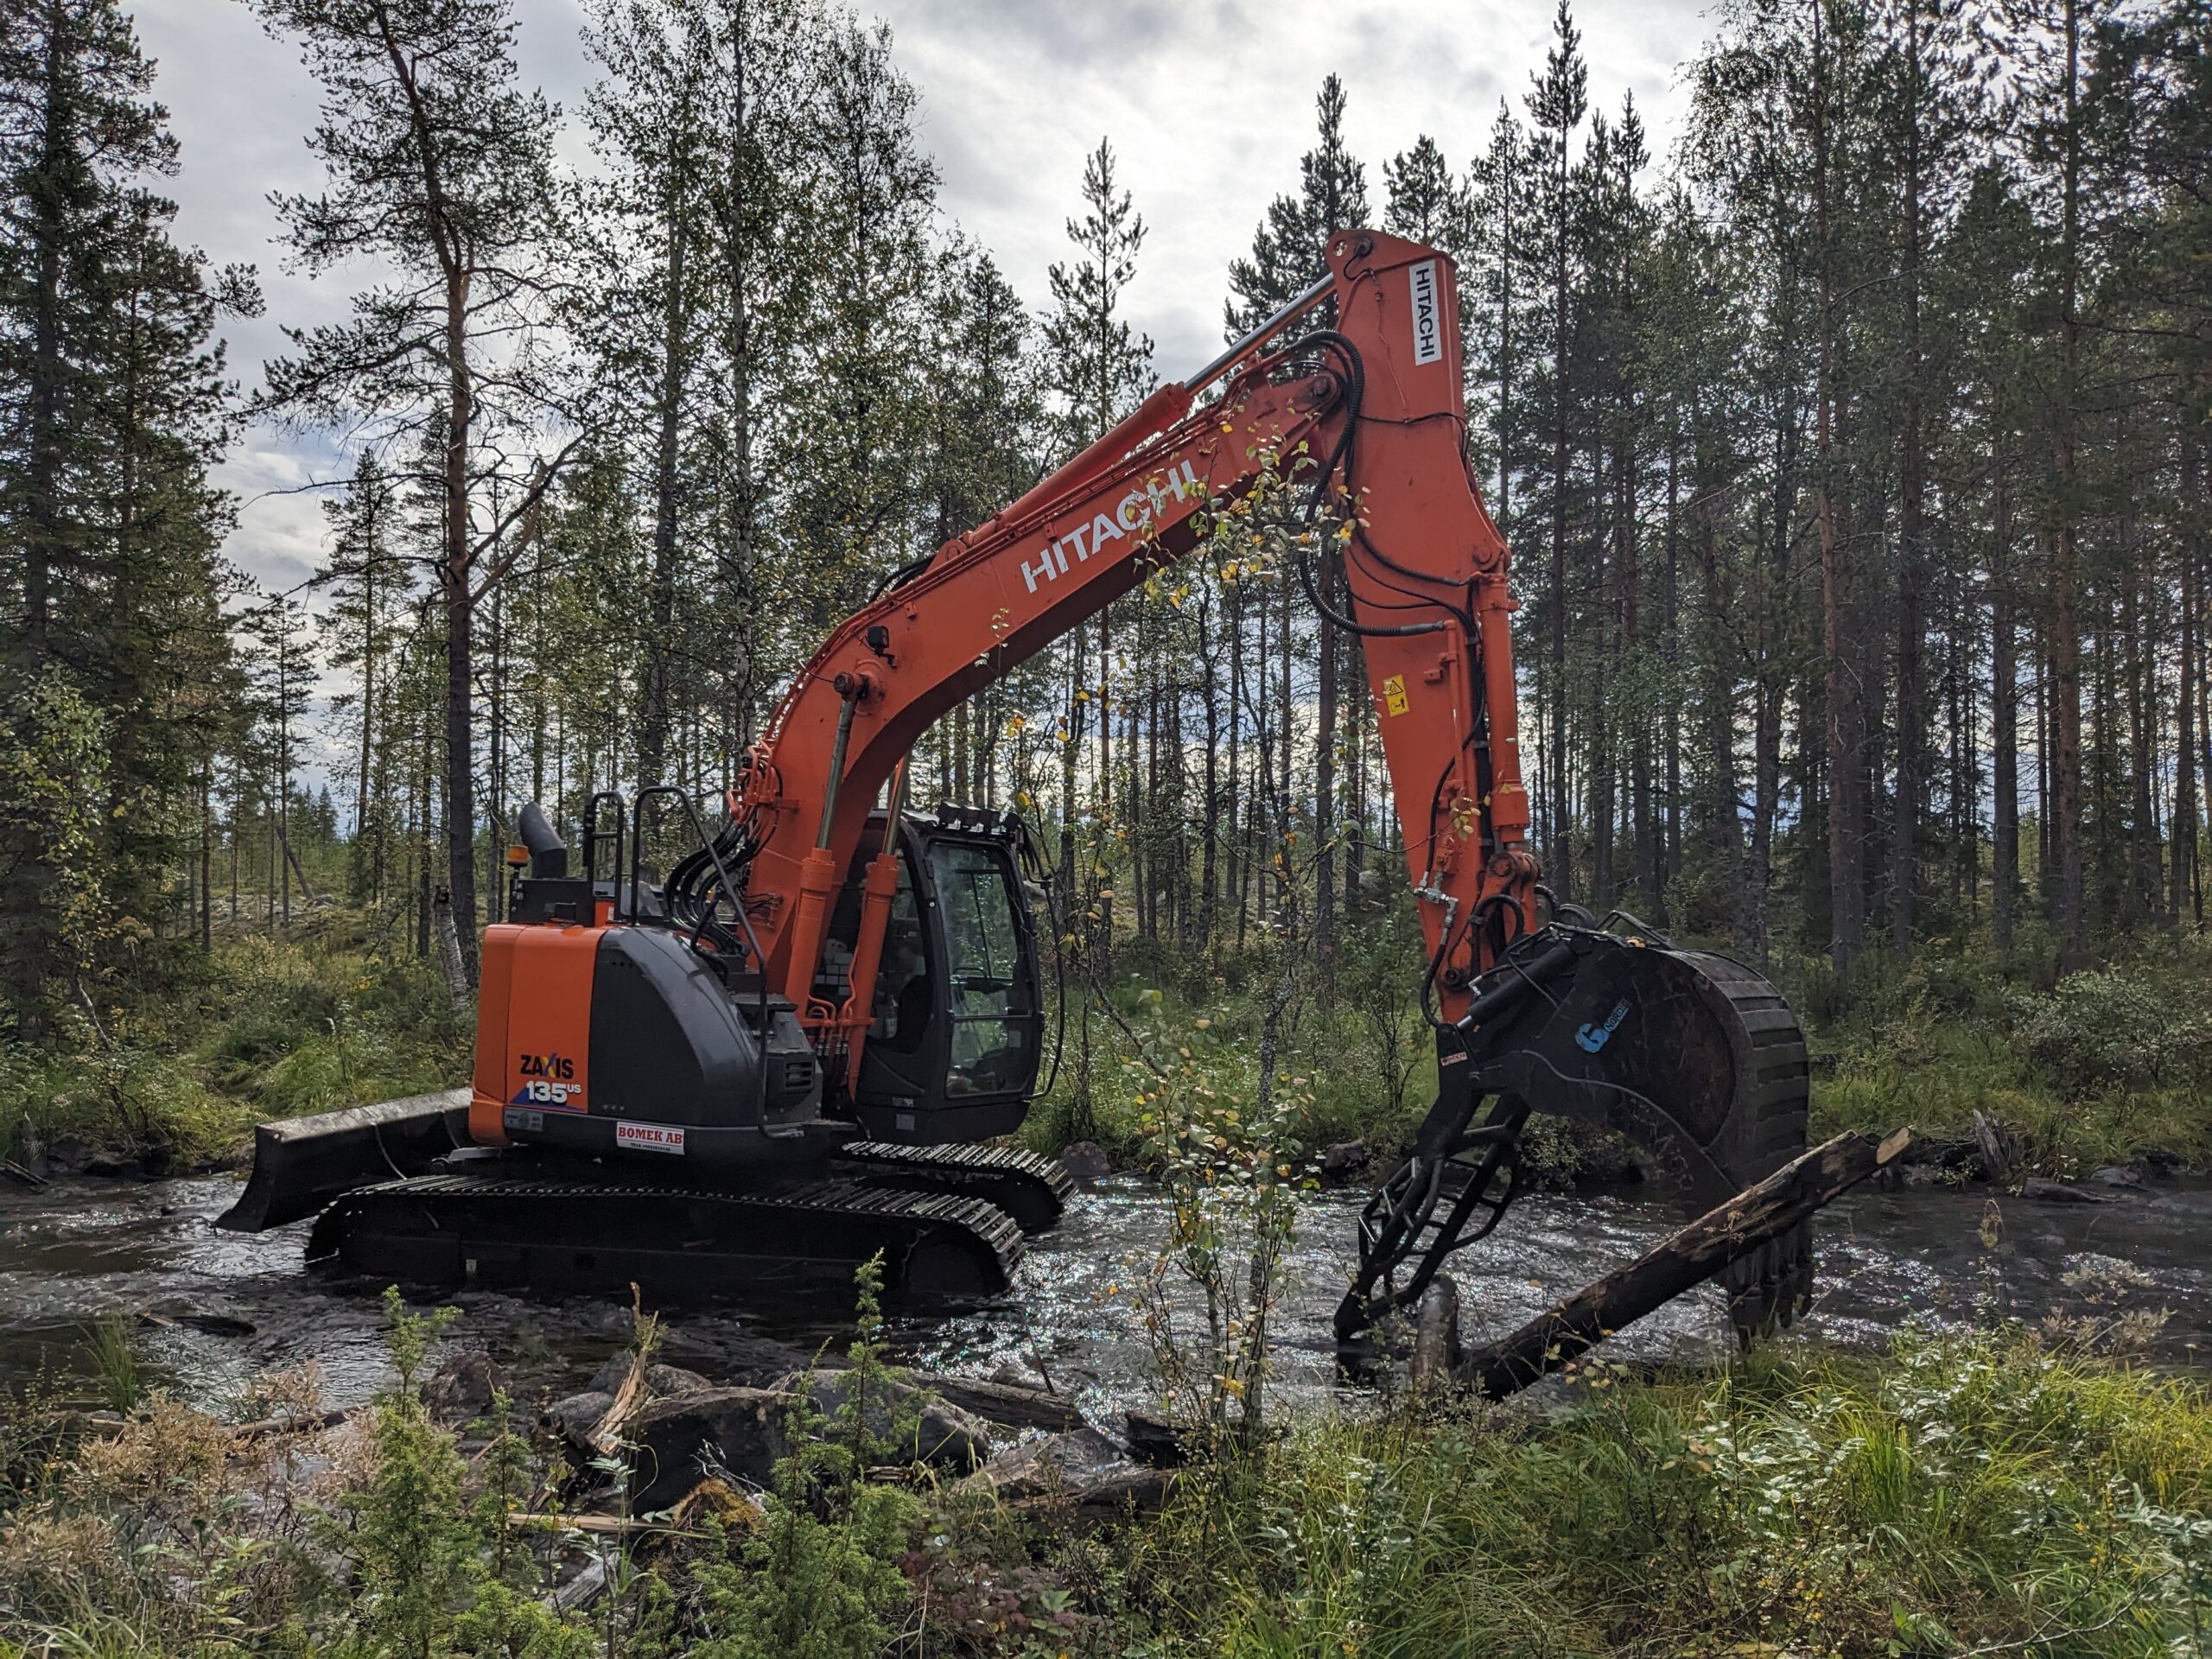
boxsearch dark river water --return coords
[3,1171,2205,1421]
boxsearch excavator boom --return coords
[743,232,1536,1079]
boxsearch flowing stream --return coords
[2,1170,2205,1422]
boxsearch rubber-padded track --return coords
[308,1172,1025,1305]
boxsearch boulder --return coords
[543,1389,615,1445]
[1123,1407,1197,1468]
[626,1386,793,1513]
[2088,1165,2145,1190]
[585,1353,715,1399]
[773,1369,993,1472]
[1319,1141,1370,1185]
[423,1349,499,1421]
[1058,1141,1112,1185]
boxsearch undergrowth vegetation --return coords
[1143,1327,2212,1657]
[1795,931,2212,1174]
[3,894,2207,1182]
[0,911,469,1173]
[0,1306,2204,1657]
[1027,912,2212,1181]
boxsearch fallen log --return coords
[925,1374,1086,1434]
[232,1407,358,1439]
[1454,1127,1912,1401]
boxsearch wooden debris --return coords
[232,1407,356,1440]
[1455,1127,1914,1401]
[925,1373,1085,1433]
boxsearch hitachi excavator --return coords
[220,230,1813,1347]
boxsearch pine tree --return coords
[1525,0,1589,888]
[1224,73,1370,336]
[315,448,409,905]
[252,0,574,982]
[0,0,243,1017]
[1042,136,1153,963]
[778,16,937,632]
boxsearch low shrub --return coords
[2012,969,2212,1093]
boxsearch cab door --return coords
[849,818,1041,1142]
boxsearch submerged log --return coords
[1455,1127,1913,1401]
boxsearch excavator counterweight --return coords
[222,229,1816,1346]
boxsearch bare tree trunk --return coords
[1891,0,1927,960]
[2050,0,2088,969]
[2178,436,2203,925]
[1992,449,2018,950]
[1812,0,1862,976]
[639,199,689,788]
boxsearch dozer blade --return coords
[1339,927,1812,1348]
[215,1089,470,1232]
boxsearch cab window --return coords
[928,841,1032,1095]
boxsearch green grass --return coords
[1135,1328,2212,1656]
[1800,936,2212,1174]
[0,912,470,1173]
[1026,925,2212,1180]
[2,1325,2203,1656]
[74,1318,137,1415]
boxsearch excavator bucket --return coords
[214,1090,469,1233]
[1497,938,1814,1332]
[1338,927,1812,1348]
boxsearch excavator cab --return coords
[823,807,1043,1144]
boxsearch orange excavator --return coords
[220,231,1812,1345]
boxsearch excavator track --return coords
[834,1141,1074,1234]
[307,1171,1026,1305]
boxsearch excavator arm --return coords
[216,231,1814,1352]
[745,232,1532,1061]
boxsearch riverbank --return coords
[2,914,468,1179]
[3,1310,2205,1656]
[6,917,2208,1185]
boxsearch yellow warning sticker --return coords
[1382,674,1409,716]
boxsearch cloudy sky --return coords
[129,0,1707,603]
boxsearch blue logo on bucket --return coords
[1576,1000,1631,1054]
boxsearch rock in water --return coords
[2018,1177,2112,1205]
[423,1349,499,1421]
[1058,1141,1112,1185]
[626,1386,792,1512]
[1319,1141,1370,1185]
[543,1389,615,1446]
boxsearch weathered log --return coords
[1455,1127,1912,1401]
[232,1407,357,1440]
[924,1374,1085,1433]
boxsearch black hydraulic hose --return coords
[1291,330,1480,639]
[1294,532,1449,638]
[868,552,934,602]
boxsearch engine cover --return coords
[471,920,838,1172]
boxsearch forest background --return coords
[2,0,2209,1174]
